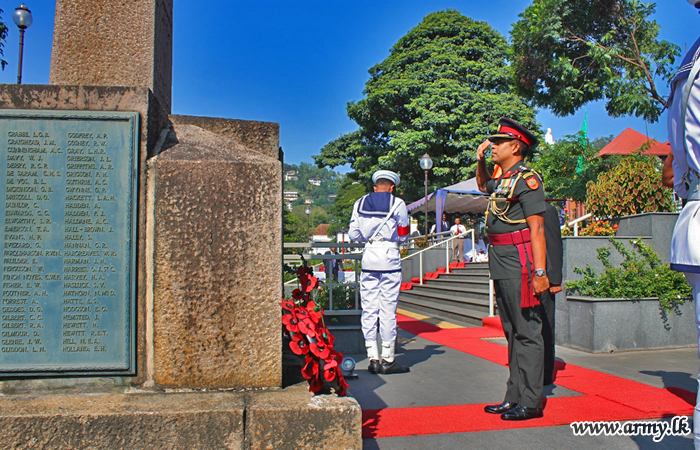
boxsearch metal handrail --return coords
[563,212,593,236]
[400,229,496,317]
[401,229,475,283]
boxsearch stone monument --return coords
[0,0,361,448]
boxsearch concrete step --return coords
[406,284,490,303]
[399,291,492,315]
[424,278,489,291]
[398,296,493,326]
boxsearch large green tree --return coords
[511,0,680,122]
[314,10,538,201]
[530,135,618,202]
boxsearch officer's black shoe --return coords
[484,401,518,414]
[368,360,381,374]
[501,405,543,421]
[380,359,410,374]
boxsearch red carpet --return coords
[362,314,695,439]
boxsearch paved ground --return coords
[345,309,698,449]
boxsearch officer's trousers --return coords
[360,270,401,342]
[494,278,544,409]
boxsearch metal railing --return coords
[400,229,475,284]
[283,242,363,311]
[400,229,496,317]
[563,212,593,236]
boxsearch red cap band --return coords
[498,125,532,147]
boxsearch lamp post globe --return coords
[13,4,33,85]
[419,153,433,171]
[419,153,433,235]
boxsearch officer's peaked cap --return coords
[372,170,400,187]
[488,117,538,148]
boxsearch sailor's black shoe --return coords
[484,401,518,414]
[368,360,381,374]
[380,360,410,374]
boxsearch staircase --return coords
[398,262,496,326]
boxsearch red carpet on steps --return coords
[361,314,695,439]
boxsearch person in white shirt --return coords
[665,8,700,445]
[450,218,467,262]
[349,170,411,375]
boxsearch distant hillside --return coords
[283,162,343,209]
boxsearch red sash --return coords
[489,229,539,308]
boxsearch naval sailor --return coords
[349,170,411,374]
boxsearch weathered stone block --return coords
[50,0,173,112]
[0,392,245,450]
[153,123,282,388]
[246,384,362,450]
[170,115,280,160]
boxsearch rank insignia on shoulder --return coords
[525,176,539,190]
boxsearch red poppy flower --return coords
[301,355,319,380]
[297,266,313,277]
[315,327,334,348]
[305,301,323,323]
[309,375,324,394]
[289,334,309,355]
[280,299,296,312]
[297,318,316,338]
[310,340,331,359]
[292,289,303,300]
[282,313,300,333]
[300,273,319,293]
[323,358,339,382]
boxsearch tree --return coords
[0,9,8,69]
[330,178,367,228]
[314,10,538,201]
[530,135,618,202]
[511,0,680,123]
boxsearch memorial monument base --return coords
[0,384,361,450]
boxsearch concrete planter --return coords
[563,296,695,353]
[556,212,685,352]
[325,310,364,355]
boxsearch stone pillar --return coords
[49,0,173,113]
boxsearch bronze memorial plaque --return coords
[0,110,138,376]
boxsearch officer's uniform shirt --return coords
[485,161,546,280]
[348,192,409,271]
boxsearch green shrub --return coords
[566,238,691,315]
[585,157,674,217]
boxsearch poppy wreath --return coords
[281,265,349,396]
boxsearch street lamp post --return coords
[419,153,433,236]
[305,206,311,241]
[13,4,33,85]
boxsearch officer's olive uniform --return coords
[486,160,546,410]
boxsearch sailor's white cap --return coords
[372,170,400,187]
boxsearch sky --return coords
[1,0,699,169]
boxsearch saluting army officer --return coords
[476,118,549,421]
[349,170,411,375]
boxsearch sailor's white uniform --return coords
[348,191,409,358]
[667,34,700,449]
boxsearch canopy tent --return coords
[407,178,489,233]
